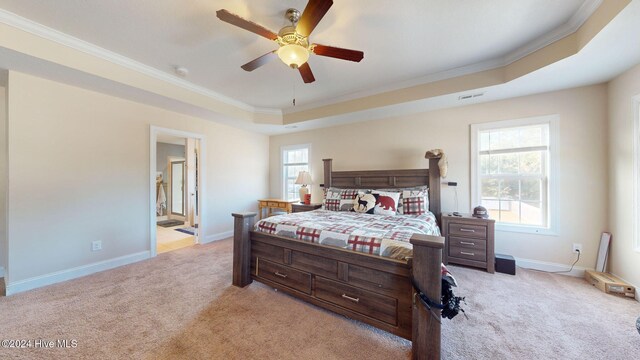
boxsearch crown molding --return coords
[285,0,602,115]
[503,0,602,65]
[283,57,505,114]
[0,8,282,116]
[0,2,604,120]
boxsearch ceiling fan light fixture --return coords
[277,44,309,68]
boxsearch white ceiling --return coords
[0,0,640,134]
[0,0,595,110]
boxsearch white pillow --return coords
[372,190,401,216]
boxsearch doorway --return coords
[150,126,205,256]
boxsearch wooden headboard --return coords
[322,158,442,223]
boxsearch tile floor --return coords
[156,221,195,254]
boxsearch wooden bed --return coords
[232,157,445,360]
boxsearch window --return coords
[471,116,558,234]
[282,144,310,201]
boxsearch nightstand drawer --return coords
[449,223,487,238]
[257,258,311,294]
[268,201,282,207]
[449,236,486,251]
[315,277,397,326]
[449,246,486,262]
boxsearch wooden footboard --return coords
[232,212,444,359]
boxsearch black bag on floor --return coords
[441,279,465,320]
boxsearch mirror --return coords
[171,161,185,216]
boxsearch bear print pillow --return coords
[372,190,401,216]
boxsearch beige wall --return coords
[270,85,609,268]
[608,63,640,289]
[5,71,269,285]
[0,86,6,273]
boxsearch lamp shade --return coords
[295,171,312,185]
[277,44,309,68]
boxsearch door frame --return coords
[150,126,206,258]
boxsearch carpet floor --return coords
[0,239,638,359]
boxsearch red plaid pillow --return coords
[400,188,429,215]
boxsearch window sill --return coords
[496,224,558,236]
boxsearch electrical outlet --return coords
[92,240,102,251]
[572,243,582,254]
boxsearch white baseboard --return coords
[0,266,4,278]
[515,257,590,277]
[203,230,233,244]
[5,251,150,296]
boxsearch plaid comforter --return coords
[254,210,440,260]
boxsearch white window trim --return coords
[470,115,559,236]
[281,143,311,201]
[633,95,640,252]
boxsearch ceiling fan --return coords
[216,0,364,84]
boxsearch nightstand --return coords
[442,213,495,273]
[257,199,297,219]
[291,203,322,213]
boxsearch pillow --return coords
[400,187,429,215]
[352,193,377,214]
[323,188,369,212]
[377,186,429,215]
[372,190,401,216]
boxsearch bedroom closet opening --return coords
[155,133,201,254]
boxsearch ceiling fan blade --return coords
[312,44,364,62]
[216,9,278,40]
[298,63,315,83]
[241,51,277,72]
[296,0,333,37]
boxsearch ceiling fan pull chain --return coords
[292,78,296,107]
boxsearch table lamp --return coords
[295,171,312,203]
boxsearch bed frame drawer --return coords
[448,223,487,238]
[347,263,408,294]
[257,258,311,294]
[291,251,338,280]
[315,277,397,326]
[252,241,285,265]
[449,236,486,251]
[449,245,486,262]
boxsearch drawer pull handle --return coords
[274,271,288,278]
[460,228,476,232]
[341,294,360,303]
[460,241,475,246]
[461,251,475,256]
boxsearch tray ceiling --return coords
[0,0,596,110]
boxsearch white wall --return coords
[5,71,269,290]
[608,63,640,290]
[0,86,6,276]
[270,85,609,269]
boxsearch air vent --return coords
[458,92,484,100]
